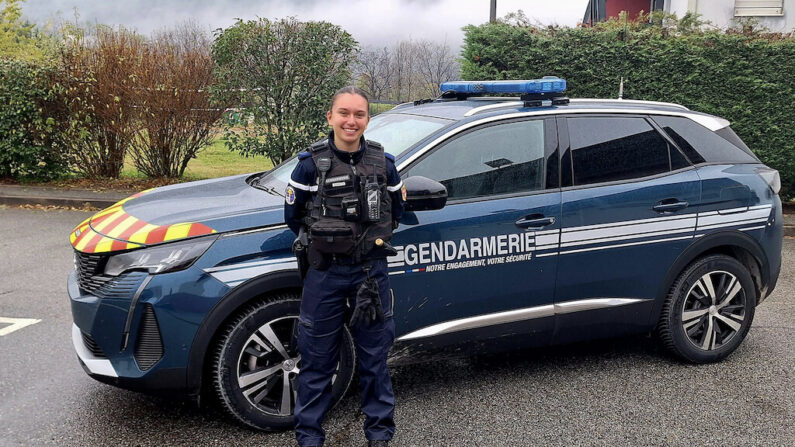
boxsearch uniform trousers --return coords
[294,258,395,447]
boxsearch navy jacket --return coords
[284,134,404,235]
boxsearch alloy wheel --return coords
[235,315,343,416]
[681,270,747,351]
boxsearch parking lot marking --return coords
[0,317,42,336]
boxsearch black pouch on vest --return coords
[308,220,357,255]
[341,196,361,221]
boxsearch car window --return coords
[652,115,758,164]
[407,119,546,201]
[364,113,452,157]
[670,143,690,170]
[567,116,671,186]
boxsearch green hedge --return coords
[461,23,795,199]
[0,58,66,180]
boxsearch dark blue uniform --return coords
[284,135,404,447]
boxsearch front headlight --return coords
[104,236,217,276]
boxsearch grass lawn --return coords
[0,136,276,192]
[121,137,274,181]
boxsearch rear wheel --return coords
[212,293,355,430]
[658,255,756,363]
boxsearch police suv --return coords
[68,78,783,431]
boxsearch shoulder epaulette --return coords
[366,139,383,150]
[384,153,395,162]
[309,139,330,152]
[297,151,312,160]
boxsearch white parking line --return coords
[0,317,42,336]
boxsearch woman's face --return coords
[326,93,370,151]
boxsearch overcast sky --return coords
[22,0,589,50]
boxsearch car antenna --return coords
[618,77,624,100]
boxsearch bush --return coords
[47,25,142,179]
[129,23,224,178]
[461,18,795,199]
[211,18,358,165]
[0,58,66,180]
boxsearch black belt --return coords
[330,254,359,265]
[330,254,388,265]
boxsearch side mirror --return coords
[403,176,447,211]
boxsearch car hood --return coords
[70,174,287,253]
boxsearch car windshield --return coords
[257,112,452,188]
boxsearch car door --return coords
[389,117,561,353]
[553,114,701,343]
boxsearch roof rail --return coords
[390,102,415,111]
[569,98,689,110]
[464,101,523,117]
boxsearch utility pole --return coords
[490,0,497,23]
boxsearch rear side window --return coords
[567,116,672,186]
[714,127,758,159]
[652,115,758,164]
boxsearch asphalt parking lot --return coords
[0,206,792,446]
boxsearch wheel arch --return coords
[650,230,768,326]
[186,270,303,399]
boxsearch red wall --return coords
[606,0,650,19]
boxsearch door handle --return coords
[653,199,689,213]
[515,215,556,229]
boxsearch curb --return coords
[0,184,127,209]
[0,195,120,209]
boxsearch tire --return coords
[658,254,757,363]
[212,293,356,430]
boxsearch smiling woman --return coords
[326,87,371,152]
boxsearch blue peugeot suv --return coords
[68,78,783,431]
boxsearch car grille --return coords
[74,250,147,298]
[74,251,112,294]
[80,331,107,358]
[134,304,164,371]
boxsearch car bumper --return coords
[68,266,227,396]
[71,322,118,377]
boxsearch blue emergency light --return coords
[440,77,566,95]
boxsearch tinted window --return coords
[670,144,690,170]
[715,127,759,160]
[568,117,671,185]
[652,115,758,164]
[407,120,545,200]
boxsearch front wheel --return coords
[212,293,356,430]
[657,255,757,363]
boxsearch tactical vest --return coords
[304,139,393,259]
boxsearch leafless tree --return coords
[356,39,460,103]
[356,46,393,100]
[415,39,460,98]
[51,26,143,178]
[390,40,417,102]
[129,22,224,178]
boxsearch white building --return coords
[664,0,794,32]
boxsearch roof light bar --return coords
[440,77,566,96]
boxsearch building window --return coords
[734,0,784,17]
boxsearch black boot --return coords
[368,441,389,447]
